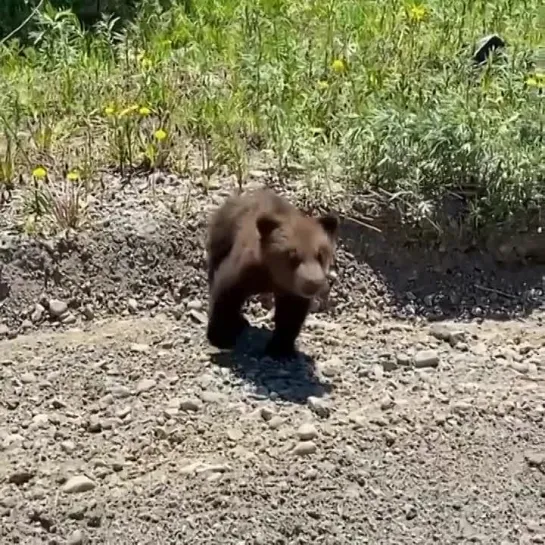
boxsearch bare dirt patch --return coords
[1,173,545,544]
[1,312,545,544]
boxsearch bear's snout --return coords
[301,278,325,297]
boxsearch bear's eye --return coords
[288,249,301,268]
[317,249,328,266]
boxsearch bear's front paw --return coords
[264,336,298,360]
[207,314,249,349]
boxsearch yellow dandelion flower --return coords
[408,3,428,23]
[67,170,80,181]
[317,80,329,90]
[104,106,115,116]
[32,166,47,179]
[139,106,151,116]
[527,77,538,87]
[331,59,346,74]
[154,128,167,141]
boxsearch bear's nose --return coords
[301,278,324,296]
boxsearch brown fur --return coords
[206,188,339,358]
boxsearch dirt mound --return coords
[1,172,545,339]
[1,173,545,544]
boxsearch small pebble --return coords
[31,304,45,323]
[226,428,243,441]
[87,416,102,433]
[297,423,318,441]
[111,385,131,399]
[380,396,395,411]
[319,356,342,377]
[260,407,275,421]
[136,378,156,394]
[525,451,545,470]
[414,350,439,369]
[268,416,284,429]
[32,414,49,428]
[130,343,150,353]
[61,440,76,453]
[81,305,94,320]
[511,361,529,374]
[307,396,330,418]
[187,299,203,311]
[67,529,85,545]
[293,441,317,456]
[179,398,202,412]
[8,469,35,485]
[62,475,96,494]
[48,299,68,318]
[62,312,77,325]
[396,353,412,366]
[20,372,36,384]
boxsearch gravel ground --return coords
[1,171,545,544]
[1,313,545,544]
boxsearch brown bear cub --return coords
[206,188,339,359]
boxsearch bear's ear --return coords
[256,214,280,239]
[318,213,339,240]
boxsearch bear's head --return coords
[256,210,339,299]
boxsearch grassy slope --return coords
[0,0,543,235]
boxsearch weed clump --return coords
[0,0,543,235]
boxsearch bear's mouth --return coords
[298,282,328,299]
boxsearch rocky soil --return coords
[1,171,545,544]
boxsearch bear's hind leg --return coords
[265,293,311,359]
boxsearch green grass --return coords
[0,0,543,235]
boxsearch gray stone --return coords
[61,440,76,453]
[429,324,465,346]
[380,396,395,411]
[8,469,35,485]
[62,475,96,494]
[179,398,202,412]
[525,451,545,471]
[268,416,284,429]
[48,299,68,318]
[87,416,102,433]
[130,343,150,353]
[62,312,77,325]
[414,350,439,368]
[187,299,203,311]
[260,407,275,421]
[20,372,36,384]
[67,529,85,545]
[136,378,156,394]
[31,304,45,323]
[396,353,412,366]
[307,396,330,418]
[111,385,131,399]
[293,441,317,456]
[297,423,318,441]
[81,305,95,320]
[319,356,342,377]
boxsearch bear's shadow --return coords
[209,325,332,404]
